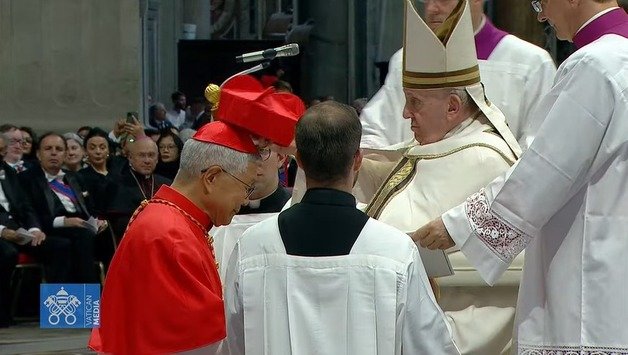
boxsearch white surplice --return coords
[210,213,278,282]
[223,216,460,355]
[442,34,628,353]
[360,34,556,150]
[356,115,522,355]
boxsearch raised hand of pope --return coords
[413,217,455,250]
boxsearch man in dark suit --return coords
[102,137,171,240]
[20,133,98,283]
[0,134,72,327]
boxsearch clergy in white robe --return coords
[360,0,556,150]
[415,4,628,354]
[211,147,291,281]
[210,213,277,281]
[355,1,524,354]
[224,101,459,355]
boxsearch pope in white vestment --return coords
[421,4,628,354]
[360,1,556,150]
[355,1,524,354]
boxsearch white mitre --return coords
[403,0,522,157]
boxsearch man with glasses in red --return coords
[90,121,261,354]
[91,74,305,354]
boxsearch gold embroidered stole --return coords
[365,155,419,219]
[364,137,516,220]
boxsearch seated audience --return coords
[63,133,86,172]
[0,125,30,173]
[0,134,71,328]
[78,128,126,214]
[20,133,100,283]
[102,137,171,238]
[155,131,183,181]
[19,126,38,164]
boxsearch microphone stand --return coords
[221,61,272,87]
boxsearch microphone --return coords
[235,43,300,63]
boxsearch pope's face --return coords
[402,88,453,145]
[208,162,258,226]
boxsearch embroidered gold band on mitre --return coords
[403,65,480,89]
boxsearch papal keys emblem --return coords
[43,287,82,325]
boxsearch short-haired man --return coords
[19,133,99,283]
[224,101,459,354]
[90,121,261,354]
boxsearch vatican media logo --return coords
[40,284,100,328]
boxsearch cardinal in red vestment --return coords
[90,121,260,354]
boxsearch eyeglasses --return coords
[8,138,23,146]
[531,0,543,13]
[158,144,177,151]
[201,166,255,198]
[259,147,271,161]
[22,138,32,144]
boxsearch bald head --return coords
[128,137,159,175]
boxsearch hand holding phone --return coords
[127,112,139,124]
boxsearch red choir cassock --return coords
[89,122,259,354]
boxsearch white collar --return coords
[7,160,24,168]
[576,7,619,35]
[45,170,66,182]
[246,186,279,208]
[442,113,478,140]
[130,165,152,179]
